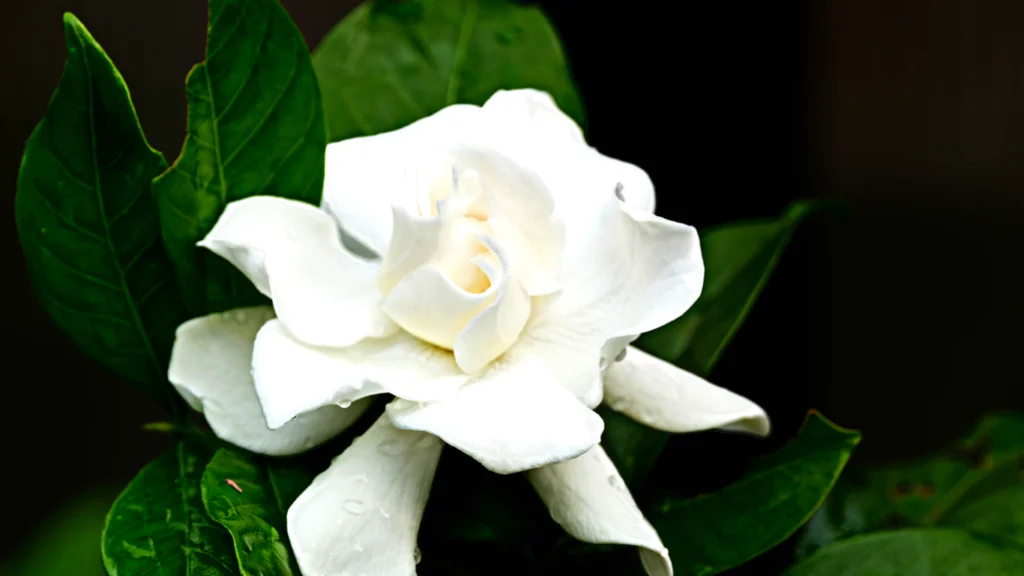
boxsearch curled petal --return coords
[604,346,770,436]
[386,356,604,474]
[288,414,442,576]
[168,307,365,456]
[482,89,586,153]
[528,445,672,576]
[199,196,395,347]
[321,105,483,255]
[252,319,468,429]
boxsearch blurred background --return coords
[2,0,1023,574]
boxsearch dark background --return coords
[2,0,1023,574]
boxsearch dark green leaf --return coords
[102,442,239,575]
[15,13,185,414]
[202,449,313,576]
[637,200,817,374]
[648,412,860,576]
[313,0,584,142]
[797,413,1024,559]
[604,201,819,486]
[155,0,327,315]
[784,528,1024,576]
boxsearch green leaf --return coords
[797,413,1024,559]
[637,200,817,374]
[784,528,1024,576]
[15,14,186,413]
[202,449,313,575]
[648,412,860,576]
[603,201,818,486]
[155,0,327,315]
[312,0,584,142]
[102,442,239,575]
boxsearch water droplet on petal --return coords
[352,474,368,484]
[338,400,353,409]
[598,356,609,371]
[231,309,247,324]
[614,182,625,201]
[614,347,628,363]
[607,474,627,492]
[353,541,364,552]
[413,547,423,565]
[342,499,365,515]
[378,506,391,519]
[377,439,404,456]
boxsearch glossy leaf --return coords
[15,14,185,413]
[637,200,817,374]
[604,201,818,486]
[785,528,1024,576]
[102,442,239,575]
[797,413,1024,559]
[647,412,860,576]
[155,0,327,315]
[202,449,313,576]
[312,0,584,142]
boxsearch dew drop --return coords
[598,356,609,371]
[607,474,627,492]
[413,547,423,565]
[342,499,366,515]
[378,506,391,519]
[377,439,404,456]
[614,347,628,363]
[338,400,353,409]
[614,182,625,201]
[231,309,247,324]
[352,474,368,484]
[352,541,364,552]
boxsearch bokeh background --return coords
[2,0,1022,574]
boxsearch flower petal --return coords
[199,196,395,347]
[386,356,604,474]
[482,89,585,151]
[252,319,467,429]
[288,414,442,576]
[168,307,366,456]
[527,445,672,576]
[604,346,770,436]
[452,237,531,373]
[321,105,483,255]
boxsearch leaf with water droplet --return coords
[201,448,314,576]
[154,0,328,315]
[102,441,238,575]
[15,13,187,415]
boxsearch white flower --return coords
[168,89,770,576]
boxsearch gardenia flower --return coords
[168,89,770,576]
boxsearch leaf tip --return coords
[804,409,862,444]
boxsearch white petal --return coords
[521,199,702,404]
[452,237,531,373]
[376,206,442,294]
[604,346,770,436]
[168,307,366,456]
[448,144,565,295]
[600,153,656,214]
[322,105,483,255]
[386,356,604,474]
[482,89,585,150]
[288,414,442,576]
[199,196,395,348]
[528,445,672,576]
[252,319,468,429]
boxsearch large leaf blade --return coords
[785,528,1024,576]
[102,442,239,575]
[155,0,327,315]
[201,449,313,576]
[313,0,584,142]
[648,412,860,576]
[15,13,185,412]
[797,413,1024,559]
